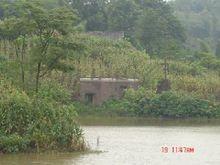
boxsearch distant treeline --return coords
[171,0,220,55]
[0,0,186,57]
[1,0,220,58]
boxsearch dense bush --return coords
[0,81,32,135]
[169,62,206,76]
[171,74,220,101]
[36,82,71,104]
[145,91,220,118]
[76,89,220,118]
[0,134,30,153]
[0,78,86,153]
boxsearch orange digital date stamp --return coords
[161,146,195,153]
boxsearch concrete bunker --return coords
[79,78,139,105]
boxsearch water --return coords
[1,118,220,165]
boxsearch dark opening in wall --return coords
[85,93,95,104]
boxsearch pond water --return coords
[1,118,220,165]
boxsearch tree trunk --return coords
[36,62,41,93]
[21,37,26,90]
[14,40,26,90]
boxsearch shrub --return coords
[0,78,32,135]
[0,78,86,153]
[76,89,220,119]
[171,74,220,101]
[0,134,30,153]
[145,91,220,118]
[36,82,71,104]
[169,62,205,76]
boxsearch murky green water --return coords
[1,118,220,165]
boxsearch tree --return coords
[199,41,211,53]
[107,0,139,34]
[23,1,78,92]
[69,0,109,31]
[66,0,186,57]
[0,0,36,90]
[171,0,220,52]
[0,17,33,90]
[0,0,83,92]
[135,6,185,57]
[215,40,220,58]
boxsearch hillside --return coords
[171,0,220,54]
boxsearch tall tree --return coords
[135,0,185,57]
[0,0,84,92]
[23,1,78,92]
[67,0,186,57]
[0,17,33,89]
[171,0,220,52]
[0,1,36,89]
[107,0,140,34]
[69,0,109,31]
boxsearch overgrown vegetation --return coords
[0,76,86,153]
[0,1,86,153]
[0,0,220,153]
[76,88,220,118]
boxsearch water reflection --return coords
[1,118,220,165]
[78,116,220,126]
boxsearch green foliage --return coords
[171,73,220,101]
[192,50,220,71]
[69,0,185,57]
[0,77,32,135]
[36,81,71,104]
[171,0,220,52]
[65,34,220,103]
[135,6,185,57]
[0,1,220,155]
[0,77,86,153]
[76,89,220,118]
[0,134,30,153]
[169,61,206,76]
[199,55,220,70]
[146,91,219,118]
[107,0,139,33]
[0,0,81,92]
[92,88,152,116]
[215,40,220,58]
[70,34,151,79]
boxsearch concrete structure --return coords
[80,78,139,105]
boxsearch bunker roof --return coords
[80,78,139,82]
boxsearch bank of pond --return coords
[75,89,220,118]
[1,78,220,154]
